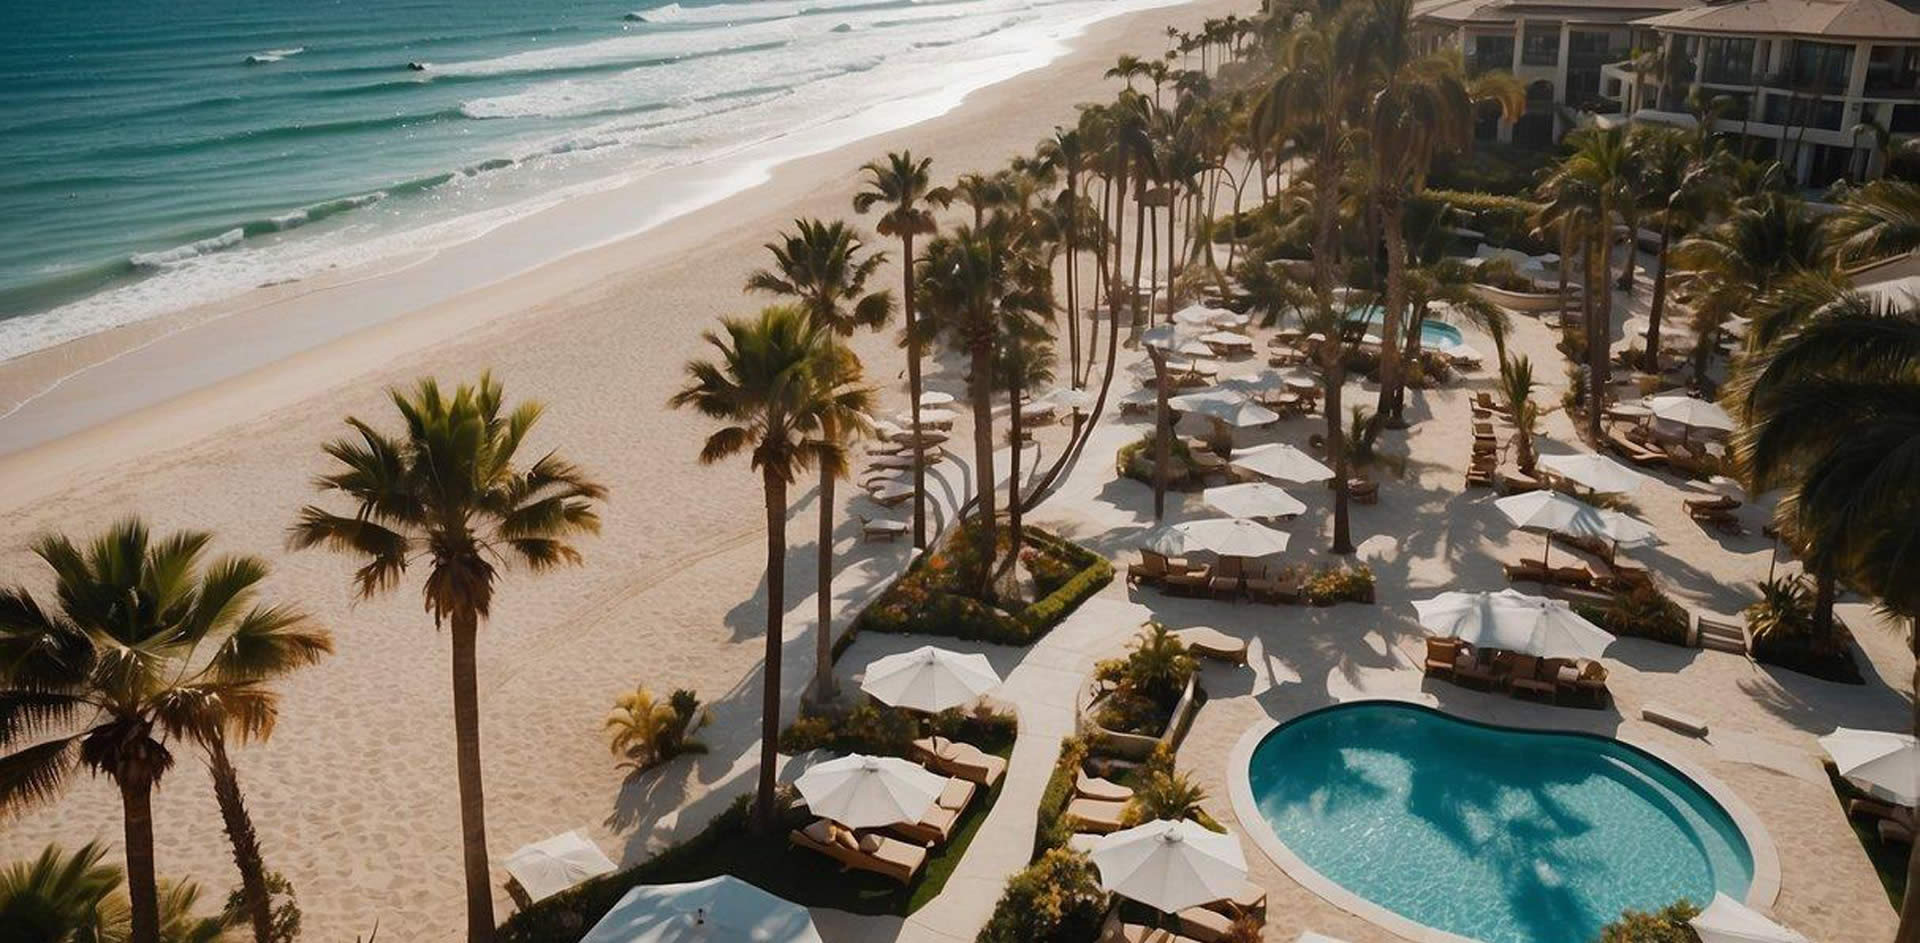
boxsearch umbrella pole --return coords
[1542,533,1552,578]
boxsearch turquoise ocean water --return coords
[0,0,1157,360]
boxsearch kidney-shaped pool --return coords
[1242,702,1754,943]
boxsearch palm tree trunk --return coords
[208,736,276,943]
[1152,352,1171,520]
[1129,180,1149,344]
[1007,378,1024,547]
[1325,360,1355,555]
[1375,197,1409,430]
[120,777,161,943]
[1065,175,1081,388]
[1811,568,1837,650]
[1166,189,1178,312]
[1901,621,1920,943]
[969,336,998,593]
[1646,215,1674,367]
[754,470,790,837]
[1586,225,1609,442]
[1615,210,1640,292]
[904,232,927,550]
[1148,204,1160,322]
[450,608,495,943]
[813,468,836,704]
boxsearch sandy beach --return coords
[0,1,1246,938]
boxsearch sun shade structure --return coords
[794,754,945,830]
[579,876,824,943]
[1494,491,1657,568]
[918,391,955,408]
[1145,517,1291,558]
[861,645,1001,714]
[1649,394,1735,432]
[1089,818,1249,915]
[1413,588,1615,660]
[1819,727,1919,806]
[1171,304,1235,327]
[1037,387,1097,411]
[1687,893,1812,943]
[503,830,618,903]
[1230,443,1334,483]
[1168,390,1279,427]
[1536,452,1652,495]
[1203,482,1307,519]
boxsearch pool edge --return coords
[1224,695,1783,942]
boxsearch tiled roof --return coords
[1637,0,1920,39]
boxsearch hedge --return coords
[853,524,1113,646]
[1032,737,1091,857]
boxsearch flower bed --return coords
[1575,584,1690,646]
[853,522,1112,646]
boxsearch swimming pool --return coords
[1347,305,1465,351]
[1240,702,1755,943]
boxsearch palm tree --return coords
[1539,127,1635,439]
[1673,188,1825,354]
[1824,179,1920,267]
[290,376,604,943]
[1634,124,1726,367]
[1496,355,1543,474]
[0,522,307,943]
[746,218,893,703]
[1729,287,1920,939]
[1038,127,1090,386]
[670,305,872,831]
[0,841,242,943]
[853,151,952,549]
[995,332,1056,553]
[917,223,1054,586]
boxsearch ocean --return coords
[0,0,1169,362]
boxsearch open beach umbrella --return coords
[1536,452,1651,495]
[1494,490,1657,567]
[861,645,1001,714]
[1199,330,1252,346]
[1146,518,1291,558]
[580,876,824,943]
[1687,893,1811,943]
[1818,728,1919,806]
[1203,481,1307,520]
[503,830,618,903]
[1089,819,1249,915]
[1120,388,1159,408]
[1172,303,1230,326]
[918,390,955,408]
[1169,390,1279,428]
[1230,443,1334,483]
[794,754,945,830]
[1649,394,1734,433]
[1413,589,1615,660]
[1037,387,1097,411]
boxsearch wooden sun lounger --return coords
[1245,566,1302,603]
[887,777,977,846]
[1064,796,1130,834]
[1207,557,1246,600]
[1454,653,1503,689]
[1175,626,1250,664]
[1509,654,1557,701]
[910,737,1006,788]
[1607,431,1667,466]
[1203,880,1268,917]
[1100,914,1205,943]
[1076,770,1133,803]
[1176,906,1237,942]
[1162,564,1213,596]
[1424,637,1462,678]
[789,820,927,885]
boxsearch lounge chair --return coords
[1684,494,1741,514]
[1424,638,1462,678]
[1202,880,1268,917]
[1207,557,1247,600]
[1503,560,1550,583]
[1454,650,1502,689]
[1176,905,1237,942]
[1847,798,1916,828]
[1349,478,1379,504]
[1128,550,1178,587]
[1245,565,1301,603]
[1880,818,1915,846]
[1509,654,1557,701]
[1466,468,1496,489]
[1064,796,1129,834]
[1163,563,1213,597]
[789,819,927,885]
[910,737,1006,788]
[1099,913,1204,943]
[1175,626,1250,664]
[1076,769,1133,802]
[887,777,978,846]
[858,516,908,542]
[1606,430,1666,466]
[1567,661,1610,707]
[1551,565,1595,589]
[1499,470,1544,494]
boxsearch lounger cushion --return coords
[1177,905,1235,942]
[803,820,836,845]
[1077,770,1133,803]
[833,827,860,851]
[937,778,974,810]
[858,833,883,853]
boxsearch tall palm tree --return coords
[853,152,952,549]
[994,333,1057,552]
[1673,188,1826,352]
[290,376,604,943]
[0,522,302,943]
[917,223,1054,586]
[1634,124,1727,367]
[746,218,893,703]
[670,306,872,830]
[0,841,242,943]
[1038,127,1089,386]
[1824,179,1920,267]
[1539,127,1635,439]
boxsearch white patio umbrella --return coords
[1818,728,1919,806]
[1089,818,1249,915]
[1169,390,1279,427]
[1146,517,1291,558]
[1230,443,1334,483]
[862,645,1001,714]
[1172,303,1230,326]
[1203,482,1307,520]
[1687,893,1811,943]
[1413,589,1616,660]
[1649,394,1735,433]
[1037,387,1097,411]
[1120,387,1160,408]
[1199,330,1253,346]
[1536,452,1651,495]
[794,754,945,830]
[918,390,955,408]
[503,830,618,903]
[1494,490,1657,567]
[580,876,824,943]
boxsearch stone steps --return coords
[1695,614,1749,654]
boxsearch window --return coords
[1522,25,1559,67]
[1789,42,1853,92]
[1472,34,1514,73]
[1864,45,1920,96]
[1699,37,1755,85]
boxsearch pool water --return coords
[1245,703,1753,943]
[1347,305,1465,350]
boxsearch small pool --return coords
[1243,702,1753,943]
[1347,305,1465,350]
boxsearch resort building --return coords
[1412,0,1699,146]
[1603,0,1920,183]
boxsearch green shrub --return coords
[223,871,301,943]
[1415,189,1550,254]
[1747,579,1863,683]
[1116,433,1196,486]
[1034,737,1090,855]
[1303,564,1375,605]
[854,524,1111,646]
[976,848,1107,943]
[1427,144,1558,197]
[1745,575,1815,644]
[780,702,1017,758]
[1575,584,1689,646]
[1593,899,1701,942]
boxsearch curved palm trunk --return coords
[1645,216,1674,366]
[903,232,928,550]
[1065,175,1081,389]
[1374,198,1410,430]
[755,469,789,832]
[813,468,836,703]
[208,736,276,943]
[1165,189,1178,312]
[120,777,161,943]
[450,609,494,943]
[1129,183,1149,343]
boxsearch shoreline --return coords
[0,0,1193,486]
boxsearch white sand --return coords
[0,2,1246,939]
